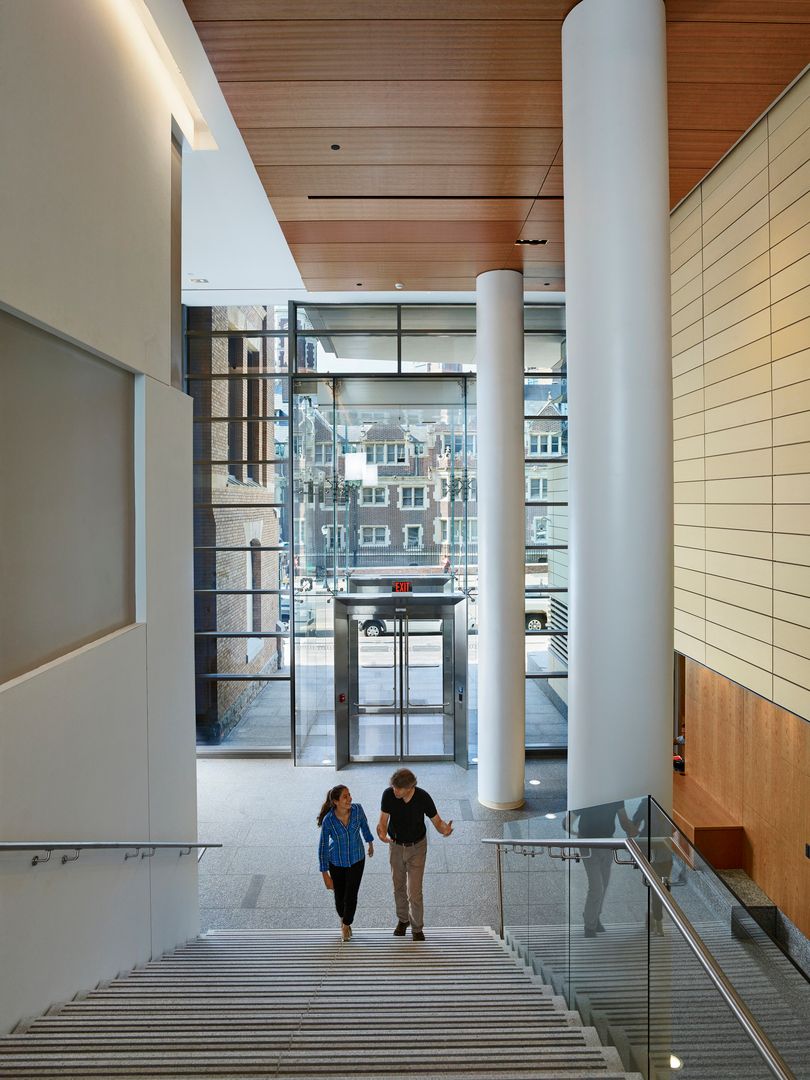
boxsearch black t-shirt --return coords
[381,786,438,843]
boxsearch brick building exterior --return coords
[188,306,287,742]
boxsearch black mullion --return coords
[186,373,289,382]
[186,330,288,339]
[288,300,298,763]
[396,304,402,373]
[194,545,286,552]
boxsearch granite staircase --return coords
[507,923,810,1079]
[0,927,642,1079]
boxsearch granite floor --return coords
[197,757,570,933]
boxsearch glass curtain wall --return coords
[186,302,566,758]
[524,308,568,750]
[187,305,292,750]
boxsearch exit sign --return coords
[392,581,413,593]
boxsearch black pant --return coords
[329,858,365,925]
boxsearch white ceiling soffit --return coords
[145,0,304,299]
[145,1,565,308]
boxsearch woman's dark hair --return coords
[317,784,348,826]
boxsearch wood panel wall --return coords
[684,658,810,939]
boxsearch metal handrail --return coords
[482,836,795,1080]
[0,842,221,866]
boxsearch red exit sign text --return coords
[392,581,413,593]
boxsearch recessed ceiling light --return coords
[321,758,332,765]
[471,756,478,763]
[669,1055,683,1071]
[516,239,548,246]
[528,779,541,786]
[331,143,341,150]
[544,282,551,287]
[356,282,363,287]
[189,276,208,284]
[545,813,557,820]
[394,282,404,289]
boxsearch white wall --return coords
[0,0,198,1032]
[0,0,171,378]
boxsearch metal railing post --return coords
[495,842,504,939]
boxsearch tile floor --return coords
[197,757,569,933]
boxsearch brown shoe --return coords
[393,921,409,937]
[412,930,425,941]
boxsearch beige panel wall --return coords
[672,70,810,720]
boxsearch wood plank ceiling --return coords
[184,0,810,293]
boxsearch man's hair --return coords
[390,767,417,790]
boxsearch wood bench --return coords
[672,773,745,869]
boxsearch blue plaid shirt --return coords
[318,803,373,872]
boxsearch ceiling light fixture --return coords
[545,813,557,820]
[394,282,404,289]
[516,239,548,246]
[669,1055,683,1071]
[544,282,551,286]
[189,276,208,283]
[528,779,541,786]
[356,282,363,287]
[331,143,341,150]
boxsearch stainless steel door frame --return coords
[334,593,468,768]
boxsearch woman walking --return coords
[317,785,374,941]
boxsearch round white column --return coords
[562,0,673,810]
[476,269,526,809]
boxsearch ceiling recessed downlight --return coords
[394,282,404,289]
[528,779,541,786]
[545,813,557,820]
[331,143,341,150]
[669,1055,683,1071]
[189,276,208,283]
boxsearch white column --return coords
[562,0,673,810]
[476,269,526,809]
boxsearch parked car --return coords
[360,618,442,638]
[279,596,316,629]
[525,602,549,631]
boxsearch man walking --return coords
[376,767,453,941]
[568,800,637,938]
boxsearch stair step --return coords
[1,928,640,1079]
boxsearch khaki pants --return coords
[389,837,427,931]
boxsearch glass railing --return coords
[487,796,809,1079]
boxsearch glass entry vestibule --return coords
[334,581,467,767]
[187,302,569,762]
